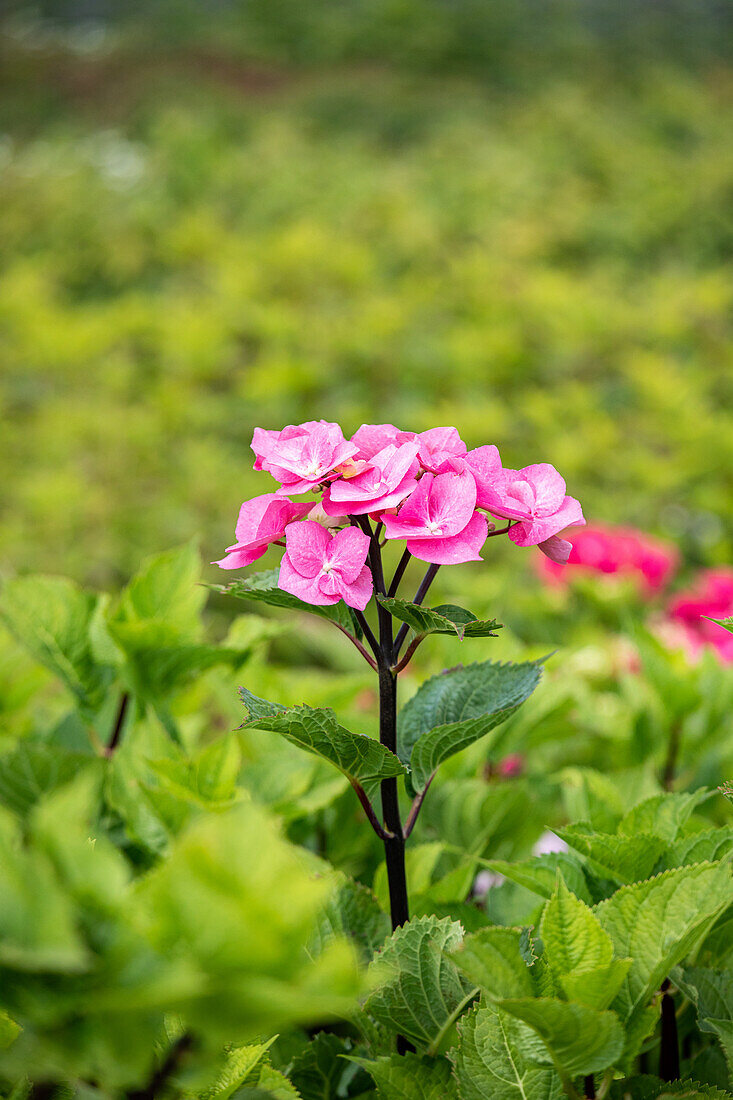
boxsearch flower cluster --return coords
[216,420,584,609]
[536,523,679,596]
[666,568,733,664]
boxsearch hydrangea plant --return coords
[216,420,584,933]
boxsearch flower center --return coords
[426,521,443,536]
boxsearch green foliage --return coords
[377,597,501,642]
[239,689,406,800]
[398,658,544,792]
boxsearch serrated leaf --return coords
[450,927,534,999]
[212,570,355,632]
[354,1052,458,1099]
[498,997,625,1077]
[485,854,592,904]
[540,877,613,981]
[595,861,733,1028]
[200,1037,277,1099]
[311,873,390,964]
[610,1077,733,1099]
[0,575,113,716]
[239,690,405,800]
[398,659,543,793]
[365,915,475,1051]
[451,999,563,1100]
[618,790,713,843]
[666,829,733,870]
[255,1064,302,1098]
[675,967,733,1079]
[377,597,501,642]
[557,825,667,885]
[560,959,633,1010]
[289,1032,348,1100]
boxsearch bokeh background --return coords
[2,0,732,601]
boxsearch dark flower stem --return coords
[659,979,680,1081]
[105,691,130,756]
[584,1075,596,1097]
[388,548,412,597]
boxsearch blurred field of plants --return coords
[1,0,732,597]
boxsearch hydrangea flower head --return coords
[383,468,487,564]
[214,494,311,569]
[322,441,420,517]
[252,420,358,495]
[279,521,373,609]
[478,462,584,562]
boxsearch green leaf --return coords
[560,960,633,1011]
[0,742,100,816]
[0,575,113,716]
[255,1064,303,1098]
[665,828,733,870]
[557,825,667,885]
[200,1037,277,1099]
[450,927,534,999]
[398,658,544,793]
[289,1032,349,1100]
[377,597,501,641]
[595,861,733,1028]
[119,541,205,636]
[540,877,613,981]
[239,689,406,800]
[484,854,592,904]
[610,1078,733,1099]
[311,873,390,965]
[355,1052,458,1099]
[212,570,356,632]
[145,734,242,809]
[618,790,713,843]
[451,999,563,1100]
[0,1009,21,1050]
[675,967,733,1079]
[0,804,88,972]
[365,915,475,1052]
[498,997,625,1077]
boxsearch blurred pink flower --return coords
[214,494,311,569]
[322,441,420,517]
[536,524,679,596]
[477,463,585,563]
[383,468,488,564]
[252,420,357,495]
[497,753,524,778]
[666,568,733,663]
[279,521,373,609]
[532,830,568,857]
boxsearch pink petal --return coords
[283,520,332,578]
[416,426,467,473]
[382,475,433,537]
[520,463,566,517]
[478,469,535,520]
[351,423,410,460]
[426,468,477,535]
[325,526,371,584]
[214,544,269,569]
[463,445,502,508]
[509,496,585,547]
[407,512,488,564]
[319,563,373,610]
[537,536,573,564]
[279,553,339,605]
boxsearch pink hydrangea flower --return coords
[478,463,584,563]
[252,420,358,495]
[666,568,733,663]
[279,521,373,609]
[497,753,524,778]
[383,469,488,564]
[415,427,467,474]
[536,524,679,596]
[350,423,415,461]
[463,445,502,504]
[322,441,420,517]
[214,494,311,569]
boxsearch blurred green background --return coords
[1,0,732,595]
